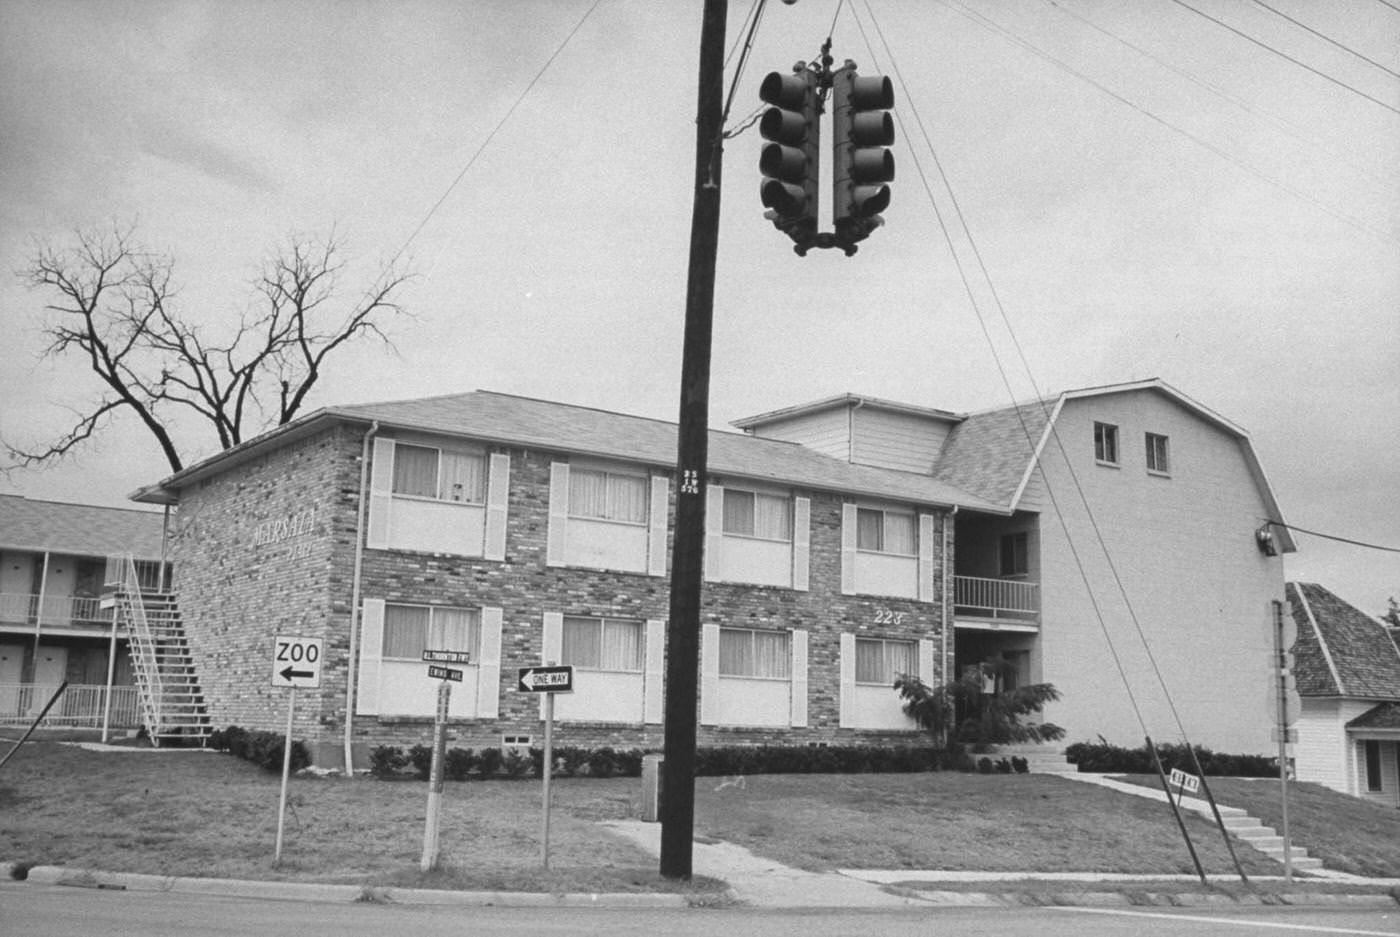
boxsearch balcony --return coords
[0,592,115,630]
[0,683,140,728]
[953,575,1039,630]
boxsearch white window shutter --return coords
[366,438,395,550]
[546,463,569,567]
[647,476,669,577]
[838,632,856,728]
[476,607,503,718]
[840,503,858,595]
[355,599,385,715]
[792,496,811,591]
[917,513,936,602]
[918,638,936,685]
[700,622,720,725]
[790,629,808,728]
[540,612,564,720]
[484,452,511,560]
[703,485,724,581]
[644,619,665,724]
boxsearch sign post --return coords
[420,650,467,872]
[271,636,322,865]
[517,664,574,869]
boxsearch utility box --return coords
[641,753,664,822]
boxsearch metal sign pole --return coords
[422,679,450,872]
[274,687,296,865]
[541,690,555,869]
[1274,599,1293,883]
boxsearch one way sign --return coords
[517,665,574,693]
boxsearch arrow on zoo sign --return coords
[279,666,315,682]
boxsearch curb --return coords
[5,863,692,909]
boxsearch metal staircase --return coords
[108,556,211,746]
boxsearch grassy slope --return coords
[5,743,1392,892]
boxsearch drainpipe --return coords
[344,422,379,775]
[943,507,957,689]
[31,551,50,678]
[159,506,171,591]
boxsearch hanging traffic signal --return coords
[831,62,894,252]
[758,65,820,253]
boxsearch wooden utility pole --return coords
[660,0,728,881]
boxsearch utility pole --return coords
[660,0,728,881]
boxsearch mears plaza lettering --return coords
[253,509,317,548]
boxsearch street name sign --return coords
[517,665,574,693]
[272,635,323,688]
[428,665,463,682]
[422,649,472,664]
[1168,767,1200,794]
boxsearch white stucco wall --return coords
[1032,390,1286,754]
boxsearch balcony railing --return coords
[0,592,114,627]
[0,684,140,728]
[954,575,1039,623]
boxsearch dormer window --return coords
[1093,422,1119,466]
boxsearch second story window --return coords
[562,616,644,672]
[392,444,486,503]
[722,489,792,541]
[999,531,1029,576]
[1146,433,1170,474]
[856,507,915,556]
[1093,421,1119,466]
[569,468,647,524]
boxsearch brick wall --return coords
[169,423,950,766]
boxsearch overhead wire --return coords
[1167,0,1400,116]
[1266,522,1400,553]
[936,0,1398,245]
[1248,0,1400,80]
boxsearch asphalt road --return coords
[3,884,1398,937]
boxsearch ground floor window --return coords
[1365,739,1383,792]
[382,604,480,660]
[719,627,790,679]
[562,616,644,672]
[855,637,916,685]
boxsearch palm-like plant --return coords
[894,657,1064,753]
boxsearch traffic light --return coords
[831,63,894,252]
[759,65,820,253]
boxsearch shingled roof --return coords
[137,391,1006,513]
[1288,582,1400,699]
[0,494,165,560]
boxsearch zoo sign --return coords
[271,635,323,688]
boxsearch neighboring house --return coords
[0,494,165,727]
[1288,582,1400,806]
[123,378,1293,768]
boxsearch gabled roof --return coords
[1347,701,1400,730]
[931,378,1295,549]
[731,393,962,431]
[1288,582,1400,700]
[0,494,165,560]
[134,391,1006,513]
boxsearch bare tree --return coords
[8,223,411,473]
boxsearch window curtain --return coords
[563,617,643,671]
[884,513,915,555]
[562,616,602,667]
[609,474,647,523]
[429,607,480,653]
[754,494,792,541]
[392,444,438,498]
[601,619,643,670]
[855,639,915,682]
[383,605,430,658]
[439,452,485,502]
[722,489,755,535]
[569,470,608,518]
[719,628,790,678]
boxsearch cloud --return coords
[133,110,278,194]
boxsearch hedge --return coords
[1065,739,1277,777]
[208,725,311,774]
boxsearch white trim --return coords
[355,598,385,715]
[477,606,503,718]
[790,629,808,727]
[838,632,856,727]
[644,619,665,724]
[366,438,396,549]
[546,462,569,567]
[703,485,724,581]
[840,503,858,595]
[647,476,669,577]
[700,622,720,725]
[792,496,811,591]
[483,452,510,561]
[917,513,935,602]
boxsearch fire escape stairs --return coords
[113,586,212,746]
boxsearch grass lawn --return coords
[1112,775,1400,879]
[1,742,1385,893]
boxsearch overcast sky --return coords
[1,0,1396,616]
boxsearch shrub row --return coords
[363,743,1037,781]
[208,725,310,774]
[1065,739,1277,777]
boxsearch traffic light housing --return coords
[759,66,820,253]
[831,63,894,251]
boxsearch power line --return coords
[1267,521,1400,553]
[1248,0,1400,80]
[937,0,1398,245]
[1167,0,1400,116]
